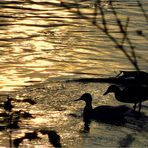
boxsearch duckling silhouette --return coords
[75,93,131,125]
[103,85,148,112]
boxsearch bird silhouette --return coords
[103,85,148,112]
[75,93,131,125]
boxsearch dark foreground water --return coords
[0,0,148,92]
[0,0,148,147]
[0,80,148,147]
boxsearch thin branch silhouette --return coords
[61,0,147,71]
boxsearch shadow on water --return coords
[74,99,148,133]
[69,107,148,148]
[13,130,62,147]
[118,133,135,148]
[0,80,147,147]
[0,94,62,147]
[77,109,148,148]
[0,0,148,146]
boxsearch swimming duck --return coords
[103,85,148,112]
[75,93,131,125]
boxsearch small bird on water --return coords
[103,85,148,112]
[75,93,131,125]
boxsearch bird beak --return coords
[74,97,82,101]
[103,90,109,95]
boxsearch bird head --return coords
[103,85,118,95]
[75,93,92,103]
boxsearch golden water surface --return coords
[0,0,148,147]
[0,0,148,91]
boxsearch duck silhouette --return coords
[103,85,148,112]
[75,93,131,125]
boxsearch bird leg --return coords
[133,103,137,111]
[138,102,142,113]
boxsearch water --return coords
[0,0,148,147]
[0,81,148,147]
[0,0,148,92]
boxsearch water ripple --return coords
[0,0,148,91]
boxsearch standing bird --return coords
[75,93,131,125]
[103,85,148,112]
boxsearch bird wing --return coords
[123,86,148,102]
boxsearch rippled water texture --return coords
[0,1,148,147]
[0,81,148,147]
[0,0,148,91]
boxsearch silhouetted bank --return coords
[68,71,148,86]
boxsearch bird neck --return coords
[114,88,123,101]
[83,101,93,119]
[84,101,93,110]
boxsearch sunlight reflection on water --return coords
[0,0,148,92]
[0,82,146,147]
[0,1,147,147]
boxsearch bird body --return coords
[103,85,148,112]
[92,105,130,120]
[75,93,131,125]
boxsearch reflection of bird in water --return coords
[75,93,131,125]
[103,85,148,112]
[40,129,62,148]
[119,133,135,148]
